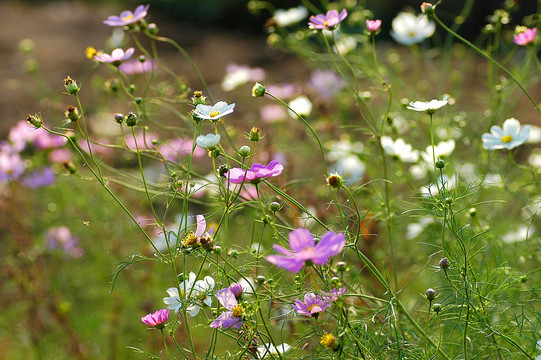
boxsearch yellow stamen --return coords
[209,110,220,117]
[122,14,134,22]
[324,20,329,27]
[182,231,198,247]
[232,304,245,317]
[320,333,336,348]
[501,135,513,143]
[307,304,319,312]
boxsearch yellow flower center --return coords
[232,304,245,317]
[307,304,319,312]
[501,135,513,143]
[182,231,198,247]
[209,110,220,117]
[122,14,134,22]
[320,333,336,348]
[85,46,97,59]
[409,31,416,37]
[324,20,329,27]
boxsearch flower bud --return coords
[63,161,77,174]
[249,127,261,142]
[421,2,435,16]
[26,114,42,129]
[146,23,159,34]
[336,261,347,272]
[256,275,266,284]
[238,145,251,157]
[435,160,445,169]
[439,257,449,270]
[331,276,341,286]
[432,303,442,313]
[229,283,243,298]
[213,245,222,254]
[445,197,453,204]
[64,76,80,95]
[105,78,120,92]
[135,97,143,105]
[252,82,266,97]
[269,201,282,212]
[128,84,136,93]
[113,113,124,123]
[191,91,207,106]
[125,112,138,127]
[425,288,436,301]
[468,207,477,217]
[228,249,238,257]
[64,105,79,122]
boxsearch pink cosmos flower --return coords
[308,9,347,30]
[292,293,331,317]
[228,160,283,184]
[266,227,345,273]
[45,226,84,258]
[0,145,25,181]
[158,137,205,162]
[210,288,244,329]
[513,27,537,46]
[103,4,150,27]
[119,56,156,75]
[141,309,169,329]
[366,19,382,32]
[94,48,135,66]
[321,287,346,302]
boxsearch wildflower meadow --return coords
[3,1,541,359]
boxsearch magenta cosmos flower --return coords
[103,4,150,27]
[94,48,135,66]
[366,19,382,32]
[308,9,347,30]
[141,309,169,329]
[513,27,537,46]
[266,228,345,273]
[321,287,346,302]
[228,160,283,184]
[292,293,331,317]
[210,288,244,329]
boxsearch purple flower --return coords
[0,146,25,181]
[308,9,347,30]
[514,27,537,46]
[229,283,243,298]
[119,56,156,75]
[45,226,84,258]
[210,288,244,329]
[366,19,382,32]
[141,309,169,329]
[22,167,55,188]
[158,137,205,161]
[308,70,345,99]
[266,228,345,273]
[321,287,346,302]
[103,4,150,27]
[94,48,135,66]
[292,293,331,317]
[228,160,283,184]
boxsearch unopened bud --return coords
[192,91,207,106]
[125,112,138,127]
[238,145,251,157]
[432,303,442,313]
[64,105,79,122]
[336,261,347,272]
[426,288,436,301]
[421,2,435,16]
[252,82,266,97]
[26,114,42,129]
[64,76,80,95]
[63,161,77,174]
[114,113,124,123]
[435,160,445,169]
[269,201,282,212]
[249,127,261,142]
[439,257,449,270]
[256,275,266,284]
[147,23,158,34]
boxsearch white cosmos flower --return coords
[334,155,365,185]
[481,118,531,150]
[420,174,456,197]
[327,138,364,162]
[526,125,541,143]
[274,6,308,27]
[390,12,435,45]
[257,343,292,358]
[407,95,448,115]
[381,136,419,162]
[421,139,455,165]
[163,272,215,317]
[288,95,313,117]
[502,226,535,244]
